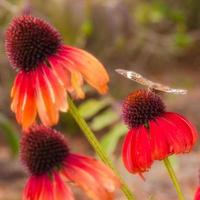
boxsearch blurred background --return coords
[0,0,200,199]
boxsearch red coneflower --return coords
[121,89,198,174]
[5,15,109,129]
[20,125,120,200]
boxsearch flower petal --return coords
[11,71,37,129]
[35,65,59,126]
[122,127,153,173]
[155,114,190,154]
[164,112,198,151]
[20,71,37,129]
[62,154,120,200]
[53,172,74,200]
[43,65,68,112]
[23,175,53,200]
[149,120,171,160]
[58,45,109,94]
[65,154,120,192]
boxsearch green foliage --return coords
[100,123,127,156]
[90,109,118,131]
[78,97,127,156]
[0,113,19,155]
[78,98,111,119]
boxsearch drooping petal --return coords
[122,126,153,173]
[57,45,109,94]
[149,120,171,160]
[11,70,23,99]
[49,55,85,98]
[48,56,72,90]
[164,112,198,151]
[20,71,37,129]
[52,172,74,200]
[62,154,120,200]
[11,71,37,129]
[154,112,198,155]
[69,70,85,99]
[35,65,59,126]
[23,175,53,200]
[11,71,24,114]
[42,65,68,112]
[154,116,186,154]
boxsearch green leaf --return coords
[90,109,119,131]
[78,98,111,119]
[0,114,19,155]
[100,123,127,155]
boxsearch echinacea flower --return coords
[20,125,120,200]
[5,15,109,129]
[121,89,198,174]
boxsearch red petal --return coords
[48,56,71,89]
[164,112,198,151]
[23,175,53,200]
[53,172,74,200]
[122,127,153,173]
[149,120,171,160]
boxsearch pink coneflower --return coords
[20,125,120,200]
[5,15,109,129]
[121,89,198,174]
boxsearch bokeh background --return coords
[0,0,200,199]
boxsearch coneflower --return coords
[21,125,120,200]
[5,15,109,129]
[121,89,198,174]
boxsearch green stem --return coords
[68,96,136,200]
[163,158,185,200]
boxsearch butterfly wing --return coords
[115,69,187,95]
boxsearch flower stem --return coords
[163,157,185,200]
[68,96,136,200]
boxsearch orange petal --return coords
[70,70,85,99]
[11,71,23,98]
[59,45,109,94]
[15,73,28,124]
[11,71,24,112]
[62,154,120,200]
[35,65,59,126]
[20,71,37,129]
[43,66,68,112]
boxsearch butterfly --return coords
[115,69,187,95]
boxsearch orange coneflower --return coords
[5,15,109,129]
[121,89,198,174]
[20,125,120,200]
